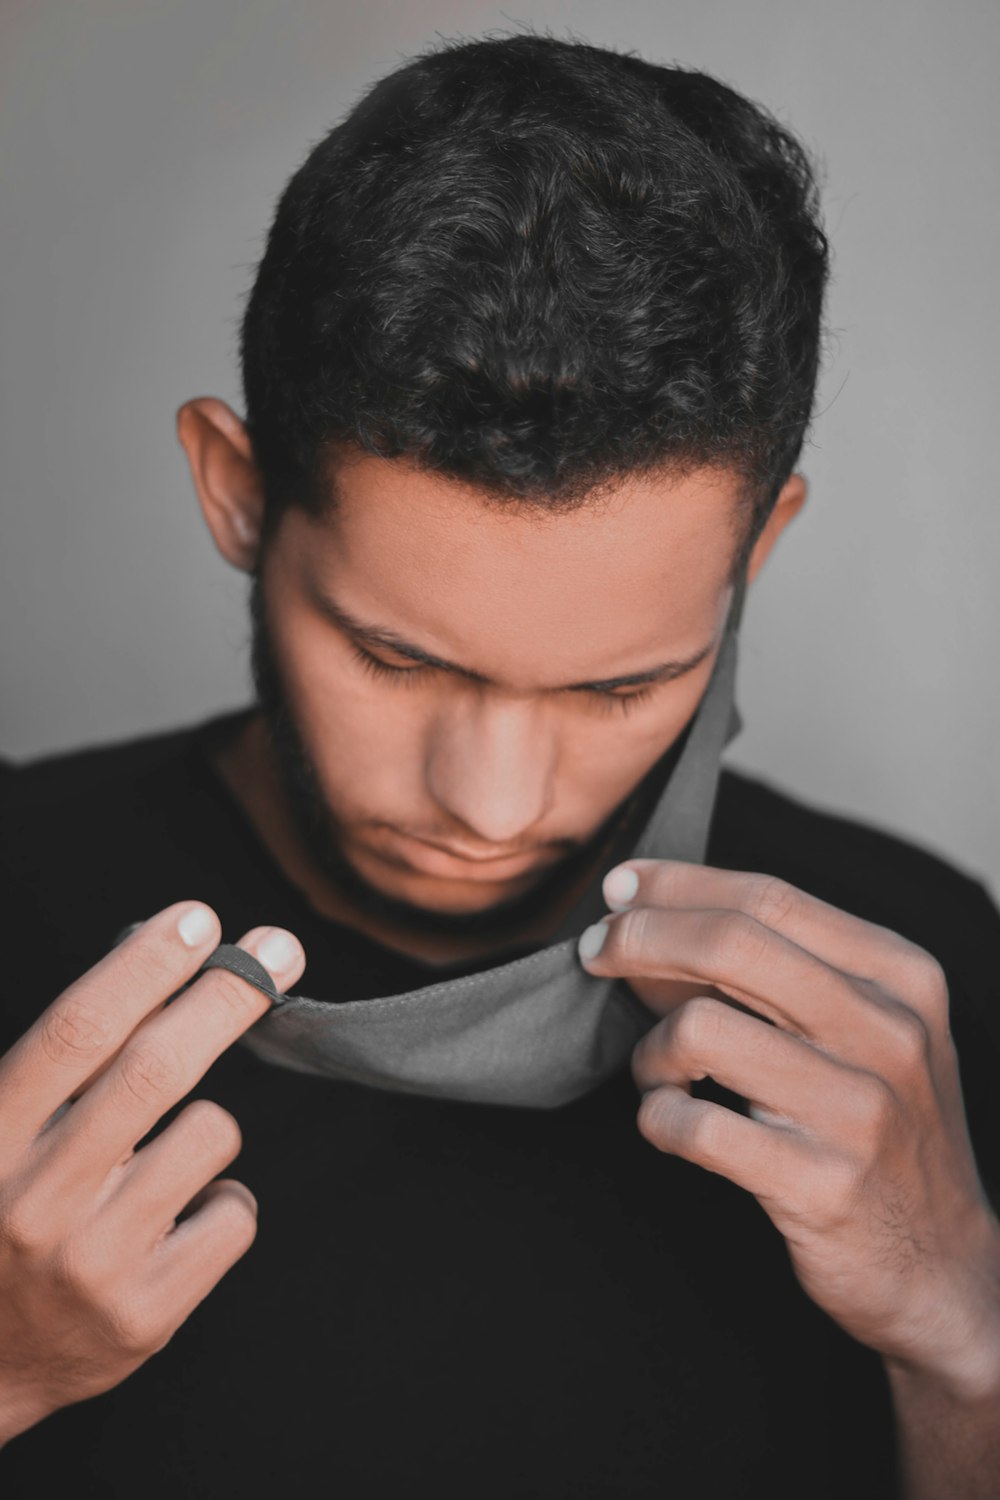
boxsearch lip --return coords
[391,832,548,880]
[419,837,529,863]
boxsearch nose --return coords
[424,696,556,849]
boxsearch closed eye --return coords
[351,645,426,686]
[350,645,658,717]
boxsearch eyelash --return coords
[350,645,657,717]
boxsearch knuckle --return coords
[104,1291,162,1357]
[711,912,770,973]
[213,1186,259,1248]
[673,996,726,1058]
[630,1022,662,1087]
[811,1155,864,1227]
[0,1191,51,1257]
[50,1229,112,1303]
[638,1089,718,1159]
[677,1103,723,1160]
[745,874,798,929]
[849,1074,898,1138]
[890,944,949,1016]
[202,968,262,1023]
[615,906,650,969]
[636,1088,670,1145]
[113,938,184,1000]
[912,952,949,1017]
[115,1037,184,1107]
[886,1004,932,1074]
[38,998,114,1066]
[181,1099,243,1161]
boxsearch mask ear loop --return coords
[717,558,750,746]
[199,944,288,1006]
[727,557,750,635]
[110,923,288,1007]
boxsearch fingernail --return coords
[578,921,609,963]
[255,928,301,974]
[178,905,216,947]
[603,865,639,910]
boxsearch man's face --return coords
[248,453,745,936]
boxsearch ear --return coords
[176,397,266,572]
[746,473,808,587]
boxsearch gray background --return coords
[2,0,997,900]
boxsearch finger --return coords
[632,996,879,1138]
[0,902,223,1149]
[637,1081,816,1205]
[101,1098,247,1248]
[582,904,918,1062]
[143,1177,259,1337]
[36,926,304,1196]
[601,860,943,1017]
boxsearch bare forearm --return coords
[888,1357,1000,1499]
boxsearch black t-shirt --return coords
[1,707,998,1499]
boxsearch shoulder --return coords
[0,712,249,1037]
[1,717,208,821]
[1,721,191,899]
[0,708,252,905]
[713,764,998,953]
[0,709,249,844]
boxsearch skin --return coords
[0,910,306,1440]
[579,864,1000,1495]
[0,394,996,1495]
[179,398,802,964]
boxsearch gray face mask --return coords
[117,578,746,1110]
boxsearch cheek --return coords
[515,667,721,837]
[274,620,431,810]
[565,660,718,791]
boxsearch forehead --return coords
[281,455,745,677]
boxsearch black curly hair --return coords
[241,33,829,567]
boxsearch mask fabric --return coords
[116,574,747,1110]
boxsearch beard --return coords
[248,572,690,941]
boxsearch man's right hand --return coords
[0,901,305,1445]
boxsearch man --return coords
[0,32,997,1498]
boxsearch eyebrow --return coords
[314,588,716,693]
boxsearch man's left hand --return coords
[578,859,1000,1397]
